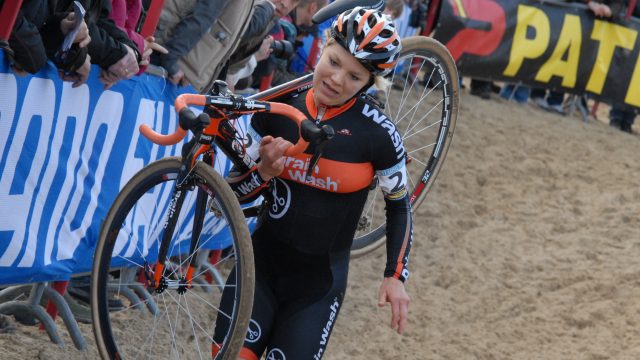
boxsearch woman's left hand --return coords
[378,277,410,334]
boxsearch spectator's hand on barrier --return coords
[140,36,168,66]
[168,69,190,86]
[99,69,119,90]
[107,44,139,80]
[60,55,92,88]
[378,277,410,335]
[256,136,293,180]
[255,36,274,62]
[11,64,29,77]
[587,1,612,17]
[61,13,91,48]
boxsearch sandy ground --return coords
[3,88,640,359]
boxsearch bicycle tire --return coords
[91,157,254,360]
[350,36,459,257]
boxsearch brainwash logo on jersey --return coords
[266,348,286,360]
[269,178,291,219]
[245,319,261,343]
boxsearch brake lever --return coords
[305,124,335,181]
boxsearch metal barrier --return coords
[0,0,169,349]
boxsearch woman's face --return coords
[313,43,371,107]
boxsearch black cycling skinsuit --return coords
[213,88,413,360]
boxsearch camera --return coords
[270,40,294,60]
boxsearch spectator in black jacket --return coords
[4,0,91,87]
[77,0,141,88]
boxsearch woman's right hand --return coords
[256,136,293,180]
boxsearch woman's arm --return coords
[377,193,412,335]
[383,194,413,282]
[373,134,413,334]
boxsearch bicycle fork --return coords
[148,140,217,294]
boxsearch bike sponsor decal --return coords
[410,182,426,204]
[313,296,340,359]
[231,140,246,157]
[269,178,291,219]
[245,319,261,343]
[266,348,286,360]
[421,169,432,183]
[164,190,182,229]
[233,172,265,198]
[242,99,268,110]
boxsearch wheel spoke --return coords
[351,36,458,256]
[93,158,254,359]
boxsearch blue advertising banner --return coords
[0,53,255,285]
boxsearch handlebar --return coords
[139,93,313,157]
[139,94,207,146]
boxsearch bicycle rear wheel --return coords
[91,157,253,359]
[351,36,459,257]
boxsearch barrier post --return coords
[627,0,637,20]
[205,250,222,284]
[140,0,164,37]
[422,0,441,36]
[40,280,69,329]
[0,0,24,51]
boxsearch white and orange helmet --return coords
[331,6,402,77]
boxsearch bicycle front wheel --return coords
[91,157,254,359]
[351,36,459,257]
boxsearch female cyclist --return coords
[214,7,413,359]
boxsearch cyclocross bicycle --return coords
[91,1,459,359]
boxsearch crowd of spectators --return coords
[2,0,168,89]
[3,0,638,133]
[1,0,435,95]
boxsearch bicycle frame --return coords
[143,76,316,291]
